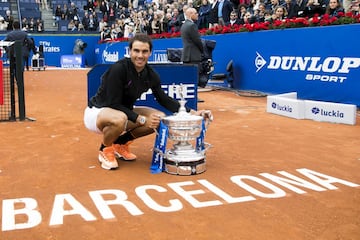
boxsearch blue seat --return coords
[21,10,41,20]
[58,19,70,31]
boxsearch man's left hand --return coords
[193,110,213,122]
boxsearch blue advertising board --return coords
[87,63,199,115]
[0,34,99,67]
[95,24,360,107]
[226,25,360,107]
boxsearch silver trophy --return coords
[161,85,211,175]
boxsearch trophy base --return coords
[164,158,206,175]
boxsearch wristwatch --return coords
[138,116,146,125]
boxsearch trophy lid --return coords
[163,84,202,123]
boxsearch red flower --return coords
[337,12,345,18]
[99,13,359,43]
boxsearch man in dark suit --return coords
[181,7,204,66]
[181,7,206,100]
[4,21,29,70]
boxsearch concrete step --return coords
[41,9,57,31]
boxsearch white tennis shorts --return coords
[84,106,102,134]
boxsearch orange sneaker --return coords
[113,142,137,161]
[98,146,118,170]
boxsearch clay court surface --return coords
[0,69,359,240]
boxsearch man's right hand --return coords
[146,114,162,129]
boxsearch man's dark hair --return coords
[12,21,20,30]
[129,34,153,52]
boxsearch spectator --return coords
[240,0,252,6]
[123,20,135,37]
[271,5,287,20]
[100,25,112,41]
[84,13,99,31]
[21,17,29,31]
[269,0,285,14]
[238,3,248,19]
[230,0,240,10]
[146,7,154,24]
[0,16,8,30]
[162,12,173,32]
[98,18,108,32]
[284,0,299,18]
[254,2,267,21]
[108,3,116,24]
[242,10,257,23]
[217,0,234,26]
[151,13,162,33]
[168,8,181,32]
[263,8,273,20]
[325,0,345,17]
[349,1,359,15]
[247,0,258,13]
[118,6,130,19]
[29,18,36,32]
[303,0,326,18]
[4,10,14,31]
[296,0,308,17]
[197,0,211,29]
[85,0,96,13]
[99,0,110,21]
[66,2,79,20]
[143,18,153,35]
[343,0,353,12]
[68,19,77,31]
[157,10,166,30]
[42,0,49,10]
[54,4,64,26]
[62,4,68,20]
[227,10,242,25]
[111,22,124,38]
[179,4,189,24]
[208,0,219,27]
[36,19,45,32]
[127,25,135,38]
[82,11,90,28]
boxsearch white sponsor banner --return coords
[304,100,357,125]
[267,92,305,119]
[267,92,357,125]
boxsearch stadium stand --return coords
[19,2,41,20]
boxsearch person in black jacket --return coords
[4,21,29,70]
[303,0,326,18]
[23,37,37,71]
[197,0,211,29]
[84,34,212,170]
[284,0,299,18]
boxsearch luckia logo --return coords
[271,102,292,112]
[254,52,360,83]
[311,107,344,118]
